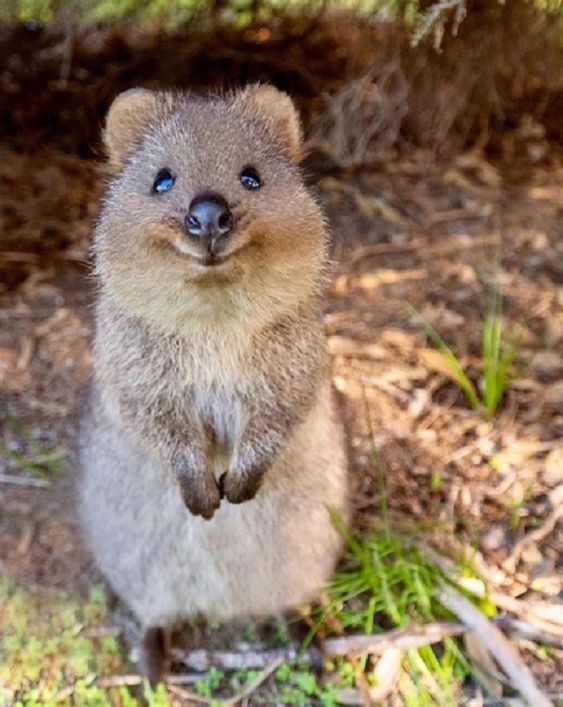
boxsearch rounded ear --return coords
[104,88,175,171]
[237,85,303,163]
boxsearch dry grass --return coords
[0,1,561,159]
[307,60,409,168]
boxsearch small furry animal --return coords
[79,84,349,683]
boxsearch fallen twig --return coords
[223,657,284,706]
[438,583,554,707]
[496,616,563,650]
[324,622,464,656]
[504,504,563,573]
[57,673,211,704]
[171,646,305,671]
[0,251,39,262]
[419,541,563,630]
[96,675,143,688]
[489,592,563,631]
[167,684,213,704]
[426,207,488,225]
[0,473,50,488]
[348,233,498,268]
[171,613,563,677]
[369,648,402,703]
[172,621,465,671]
[327,335,387,360]
[167,674,200,685]
[55,675,143,701]
[348,239,425,267]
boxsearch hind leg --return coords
[139,626,169,687]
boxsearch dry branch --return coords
[504,504,563,573]
[223,657,284,706]
[172,621,465,671]
[323,622,465,656]
[347,233,498,269]
[167,684,213,704]
[170,646,301,672]
[96,675,143,688]
[171,612,563,677]
[489,593,563,631]
[0,473,50,488]
[438,583,554,707]
[347,239,426,267]
[496,616,563,651]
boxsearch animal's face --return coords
[95,86,327,332]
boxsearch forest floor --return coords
[0,24,562,707]
[1,141,561,705]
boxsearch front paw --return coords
[180,477,221,519]
[174,452,221,519]
[220,467,264,505]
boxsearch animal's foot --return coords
[139,626,168,687]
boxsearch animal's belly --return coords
[147,486,340,621]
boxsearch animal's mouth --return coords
[194,253,230,267]
[188,241,252,267]
[161,229,252,267]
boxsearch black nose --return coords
[185,193,233,253]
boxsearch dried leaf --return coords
[544,448,563,486]
[370,648,402,702]
[418,347,464,384]
[328,336,387,360]
[353,269,427,291]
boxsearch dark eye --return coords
[152,169,175,194]
[240,167,261,190]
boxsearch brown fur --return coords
[79,85,349,680]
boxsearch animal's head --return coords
[95,85,327,332]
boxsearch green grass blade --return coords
[0,443,65,480]
[2,407,65,477]
[481,289,519,417]
[404,302,479,409]
[371,542,402,625]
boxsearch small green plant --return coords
[303,416,479,705]
[306,516,471,704]
[505,483,533,532]
[271,664,338,706]
[0,579,148,706]
[194,666,224,697]
[405,287,518,417]
[1,407,65,480]
[480,287,518,417]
